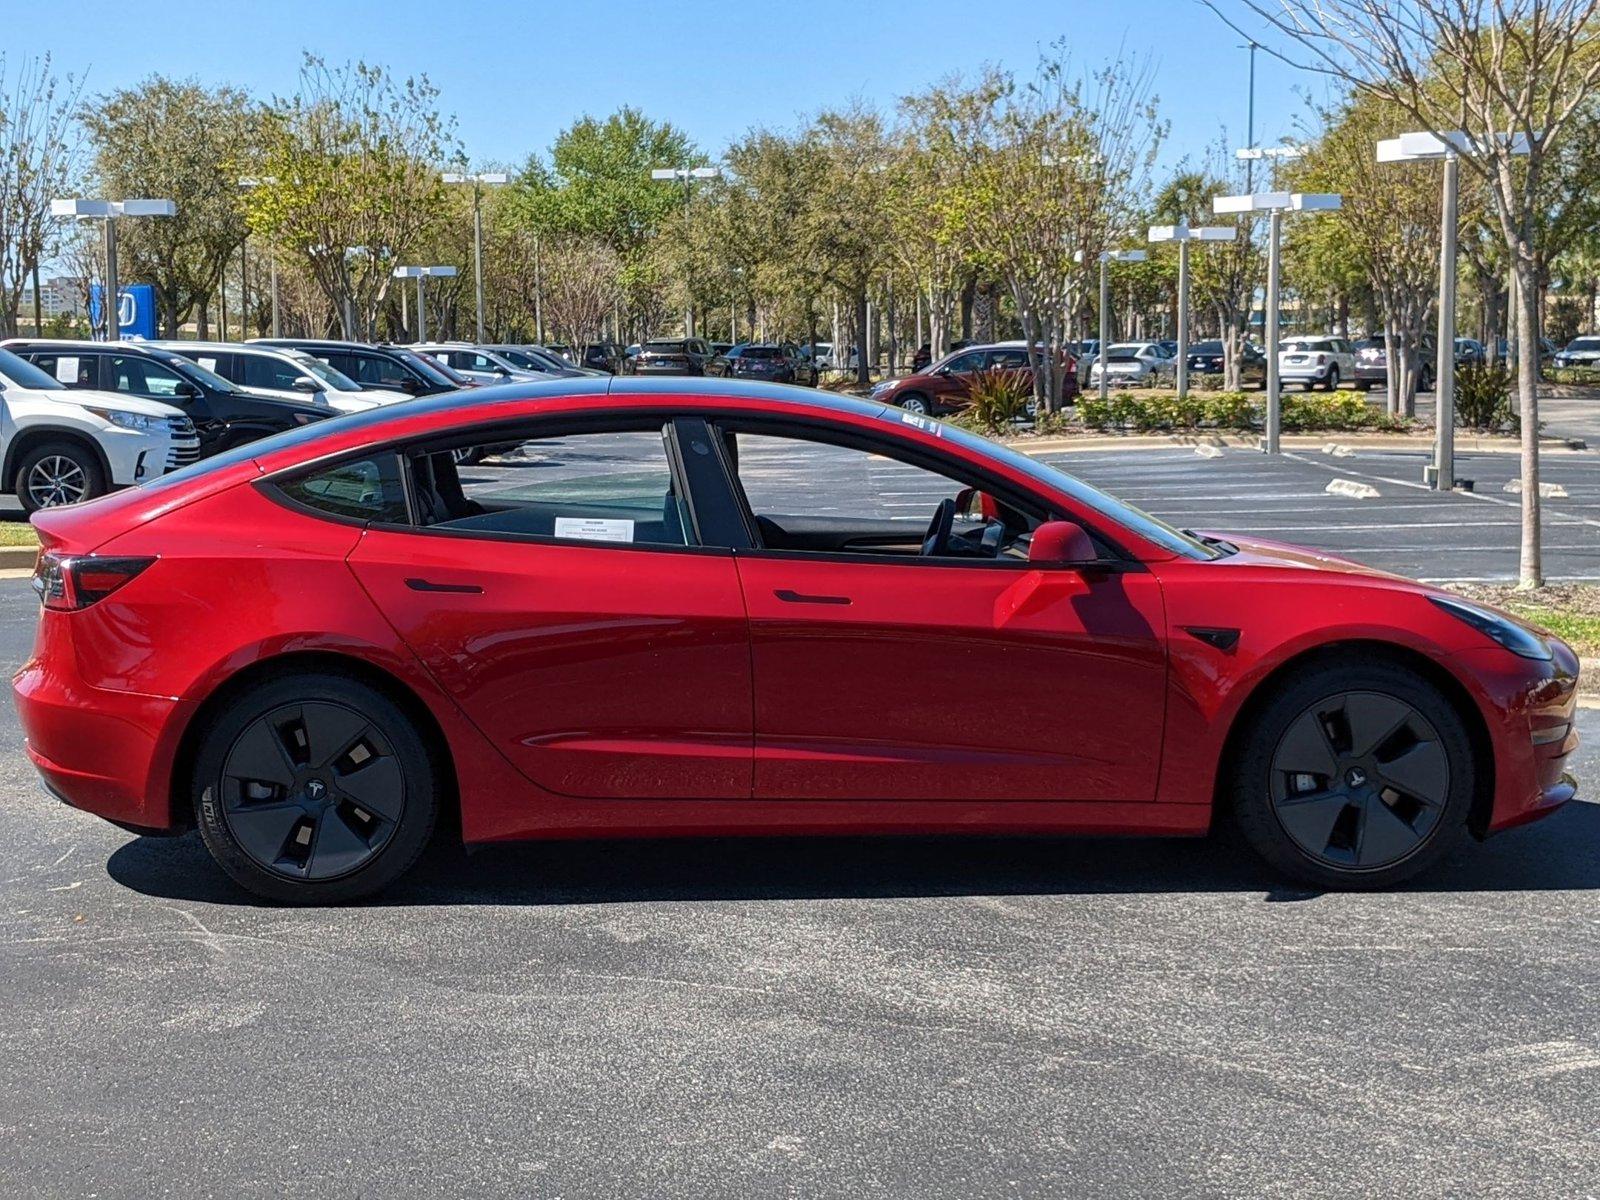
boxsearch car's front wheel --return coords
[1229,656,1475,889]
[193,672,440,903]
[899,393,932,415]
[16,441,106,513]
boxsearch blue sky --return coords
[10,0,1321,171]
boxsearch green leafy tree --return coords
[82,76,254,337]
[244,56,457,340]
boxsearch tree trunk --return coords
[1514,251,1542,588]
[854,287,870,386]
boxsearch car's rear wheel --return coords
[1325,365,1341,391]
[1229,658,1475,889]
[193,672,439,903]
[16,441,106,513]
[899,393,932,415]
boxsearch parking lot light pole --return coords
[239,177,283,336]
[650,166,721,336]
[1090,249,1147,400]
[1148,224,1234,398]
[443,172,510,343]
[1213,191,1342,454]
[51,198,176,340]
[393,266,459,343]
[1377,132,1528,490]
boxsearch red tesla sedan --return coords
[13,379,1580,902]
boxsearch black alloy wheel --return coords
[194,673,438,902]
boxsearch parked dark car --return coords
[7,339,331,457]
[1186,340,1268,388]
[1352,335,1436,392]
[629,338,715,376]
[871,343,1079,416]
[1454,338,1487,366]
[549,342,625,374]
[253,339,469,396]
[706,342,820,386]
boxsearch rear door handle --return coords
[774,588,850,606]
[405,577,484,594]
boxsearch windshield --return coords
[292,354,361,391]
[882,411,1224,561]
[393,349,461,386]
[0,347,66,390]
[156,351,241,393]
[1282,340,1332,352]
[1190,341,1224,355]
[495,348,542,370]
[644,341,687,354]
[1568,338,1600,352]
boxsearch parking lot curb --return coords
[0,545,37,570]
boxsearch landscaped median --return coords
[0,522,39,569]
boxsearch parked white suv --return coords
[152,341,388,413]
[0,347,199,512]
[1279,336,1357,391]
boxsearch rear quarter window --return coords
[275,454,409,524]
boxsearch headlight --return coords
[1429,595,1552,660]
[83,407,163,433]
[870,382,894,395]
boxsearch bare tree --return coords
[0,55,83,337]
[1207,0,1600,585]
[540,235,623,349]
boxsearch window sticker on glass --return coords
[900,411,942,436]
[553,516,635,543]
[197,356,219,371]
[55,356,78,383]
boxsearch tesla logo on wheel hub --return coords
[1345,767,1368,788]
[306,779,327,801]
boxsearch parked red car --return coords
[874,342,1079,416]
[15,379,1578,901]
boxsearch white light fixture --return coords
[1213,192,1344,452]
[51,197,177,340]
[1149,224,1235,397]
[393,266,459,342]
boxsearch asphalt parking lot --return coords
[1042,443,1600,582]
[2,439,1598,1198]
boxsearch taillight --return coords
[1317,354,1328,364]
[31,552,154,611]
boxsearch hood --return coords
[1199,531,1420,583]
[46,389,187,419]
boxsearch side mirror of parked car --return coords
[1029,520,1097,565]
[174,380,200,398]
[400,377,426,394]
[292,378,320,393]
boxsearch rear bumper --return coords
[1280,363,1332,382]
[14,658,192,832]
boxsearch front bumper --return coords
[1450,640,1583,833]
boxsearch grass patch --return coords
[0,522,39,547]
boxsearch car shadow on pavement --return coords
[106,802,1600,907]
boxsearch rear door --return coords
[346,416,754,800]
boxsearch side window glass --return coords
[989,349,1030,369]
[29,354,97,387]
[276,454,408,524]
[240,354,302,391]
[726,430,1035,561]
[107,354,185,398]
[946,352,985,374]
[411,427,694,548]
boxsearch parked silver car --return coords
[1086,342,1176,387]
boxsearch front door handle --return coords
[774,588,850,606]
[405,577,484,594]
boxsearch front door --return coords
[719,426,1168,802]
[347,421,753,800]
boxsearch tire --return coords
[899,393,932,416]
[1302,381,1316,392]
[192,672,440,903]
[1325,365,1341,391]
[15,440,107,513]
[1228,656,1475,890]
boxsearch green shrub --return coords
[1193,373,1228,392]
[1077,396,1114,430]
[966,367,1031,433]
[1455,362,1516,432]
[1202,392,1254,428]
[1281,391,1375,431]
[1543,366,1600,387]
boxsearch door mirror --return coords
[400,377,426,394]
[1029,520,1097,564]
[291,377,321,393]
[174,380,200,398]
